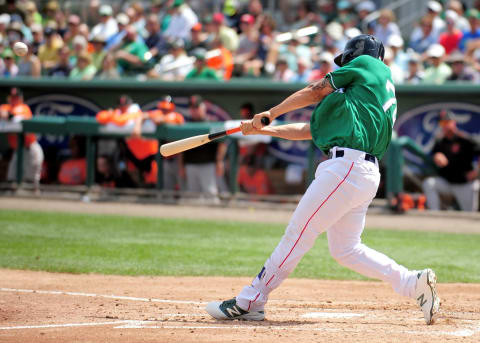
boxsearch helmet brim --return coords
[334,54,343,67]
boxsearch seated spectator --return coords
[404,53,424,84]
[185,48,220,80]
[48,45,72,77]
[69,52,96,80]
[206,38,234,80]
[163,0,198,42]
[308,51,334,81]
[234,14,260,75]
[30,22,44,55]
[383,47,404,84]
[185,22,209,54]
[426,1,445,33]
[38,26,64,72]
[96,52,120,80]
[144,14,168,63]
[0,49,18,77]
[113,25,148,76]
[447,51,479,81]
[447,0,470,32]
[409,16,439,54]
[422,110,480,211]
[151,39,192,80]
[63,14,81,50]
[17,41,41,78]
[24,1,42,26]
[439,10,463,55]
[356,1,376,32]
[237,155,273,195]
[209,12,239,52]
[58,136,86,185]
[273,58,294,82]
[89,34,107,70]
[69,34,88,66]
[422,44,451,84]
[459,9,480,52]
[0,88,43,192]
[374,9,401,46]
[105,13,130,51]
[387,34,409,73]
[289,58,311,83]
[89,5,118,41]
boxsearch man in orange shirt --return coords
[146,95,185,191]
[0,88,44,192]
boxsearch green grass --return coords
[0,209,479,283]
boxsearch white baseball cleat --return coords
[206,298,265,321]
[415,269,440,325]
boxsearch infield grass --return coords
[0,209,479,283]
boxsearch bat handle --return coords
[261,116,270,126]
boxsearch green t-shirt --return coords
[117,40,148,74]
[185,67,220,80]
[310,55,397,159]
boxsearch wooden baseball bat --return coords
[160,117,270,157]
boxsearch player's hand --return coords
[252,111,272,130]
[433,152,448,168]
[240,120,261,135]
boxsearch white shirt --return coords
[163,5,198,41]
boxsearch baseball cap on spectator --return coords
[447,51,464,63]
[99,5,113,16]
[387,34,404,48]
[0,13,10,26]
[44,26,55,36]
[240,14,255,25]
[73,35,87,48]
[191,22,202,32]
[426,43,445,58]
[318,51,334,64]
[7,21,23,34]
[2,49,14,59]
[345,27,361,40]
[356,1,375,13]
[30,22,42,33]
[427,1,442,13]
[445,9,458,23]
[337,0,352,11]
[169,38,185,49]
[408,53,420,63]
[68,14,81,25]
[325,21,343,41]
[116,13,130,26]
[466,9,480,19]
[45,1,59,11]
[213,13,224,25]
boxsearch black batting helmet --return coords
[334,34,385,67]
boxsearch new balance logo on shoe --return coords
[206,298,265,321]
[417,293,427,307]
[225,305,244,317]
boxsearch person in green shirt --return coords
[205,35,440,326]
[185,48,220,80]
[113,25,148,76]
[69,52,96,80]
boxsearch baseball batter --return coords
[206,35,440,325]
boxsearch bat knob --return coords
[261,117,270,126]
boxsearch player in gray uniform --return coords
[206,35,440,325]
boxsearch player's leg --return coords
[451,180,480,212]
[422,176,451,210]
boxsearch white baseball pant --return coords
[236,147,419,312]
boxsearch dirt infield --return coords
[1,270,480,342]
[1,197,480,342]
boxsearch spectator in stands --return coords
[58,136,86,185]
[63,14,81,50]
[69,51,96,80]
[105,13,130,51]
[234,14,260,76]
[447,0,470,32]
[113,25,148,76]
[206,38,234,80]
[237,154,273,195]
[383,47,404,84]
[185,23,209,53]
[1,88,43,192]
[409,16,439,54]
[273,58,294,82]
[289,58,311,83]
[240,102,255,120]
[147,95,185,192]
[145,14,168,63]
[48,45,72,77]
[439,10,463,55]
[17,41,41,78]
[89,5,118,41]
[30,22,43,55]
[38,26,63,72]
[446,51,479,82]
[69,34,88,67]
[374,9,401,46]
[128,2,148,39]
[185,48,220,80]
[163,0,198,42]
[24,1,42,26]
[152,39,192,80]
[459,9,480,52]
[422,110,480,211]
[404,53,424,84]
[308,51,333,81]
[90,34,107,71]
[209,12,239,52]
[42,1,59,27]
[422,44,452,84]
[0,49,18,77]
[181,95,227,202]
[387,34,409,73]
[426,1,445,33]
[356,1,376,32]
[96,52,120,80]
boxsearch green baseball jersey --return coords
[310,55,397,159]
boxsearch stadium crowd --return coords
[1,0,480,83]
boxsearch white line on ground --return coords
[0,287,205,305]
[301,312,364,319]
[0,321,129,330]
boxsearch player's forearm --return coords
[257,123,312,141]
[269,78,333,120]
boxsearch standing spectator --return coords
[409,16,439,54]
[147,96,185,192]
[459,9,480,52]
[144,14,168,63]
[17,42,41,78]
[113,25,148,76]
[446,51,479,82]
[182,95,227,202]
[69,52,96,80]
[185,48,220,80]
[38,26,63,72]
[0,49,18,77]
[0,88,43,193]
[48,45,72,77]
[89,5,118,41]
[422,44,452,84]
[374,9,401,45]
[404,53,424,84]
[439,10,463,55]
[163,0,198,42]
[422,110,480,211]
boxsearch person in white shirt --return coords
[163,0,198,42]
[90,5,118,41]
